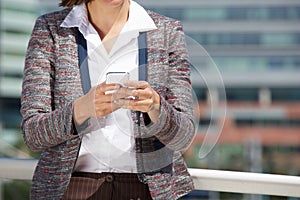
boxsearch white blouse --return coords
[61,0,157,173]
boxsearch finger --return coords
[95,93,115,103]
[96,83,121,94]
[116,98,153,112]
[112,87,136,100]
[123,80,149,89]
[113,98,131,108]
[131,89,153,100]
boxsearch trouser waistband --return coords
[72,172,141,183]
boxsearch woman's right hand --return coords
[73,82,121,126]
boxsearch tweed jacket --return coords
[21,7,195,200]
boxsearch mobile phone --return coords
[105,72,130,95]
[106,72,129,86]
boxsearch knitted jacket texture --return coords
[21,7,195,200]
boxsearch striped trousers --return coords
[62,172,152,200]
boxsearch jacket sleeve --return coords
[145,20,195,152]
[20,16,78,152]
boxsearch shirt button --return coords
[105,174,114,182]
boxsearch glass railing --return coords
[0,158,300,198]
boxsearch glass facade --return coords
[150,6,300,21]
[136,3,300,199]
[142,1,300,83]
[205,56,300,72]
[188,32,300,46]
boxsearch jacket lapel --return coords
[76,29,91,95]
[138,32,148,81]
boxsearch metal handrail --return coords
[0,158,300,197]
[189,168,300,197]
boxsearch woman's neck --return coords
[87,0,129,40]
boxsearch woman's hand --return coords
[73,80,161,125]
[112,81,161,123]
[73,82,121,125]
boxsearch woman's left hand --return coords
[112,81,161,123]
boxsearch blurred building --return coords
[135,0,300,176]
[136,1,300,199]
[0,0,61,157]
[0,0,39,158]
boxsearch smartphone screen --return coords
[106,72,129,86]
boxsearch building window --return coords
[226,88,259,102]
[236,119,300,127]
[271,88,300,102]
[188,32,300,47]
[150,6,300,21]
[192,87,207,101]
[0,98,21,128]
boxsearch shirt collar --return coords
[60,3,90,36]
[125,1,157,33]
[60,0,157,37]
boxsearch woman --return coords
[21,0,195,199]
